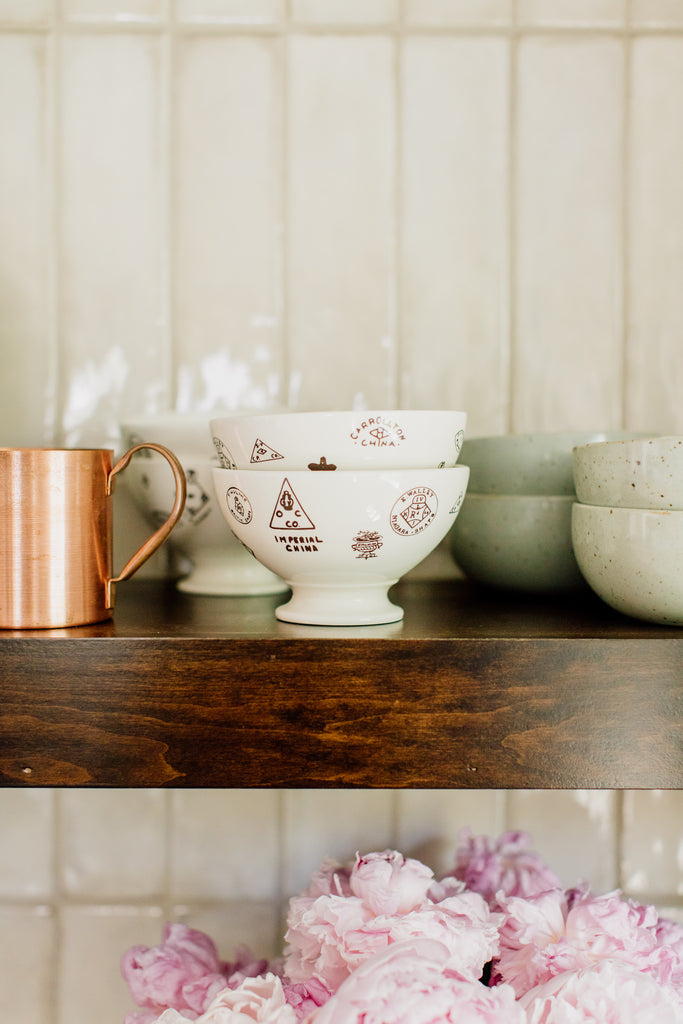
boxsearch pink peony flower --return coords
[494,887,681,998]
[350,849,434,915]
[122,924,271,1022]
[149,975,298,1024]
[521,960,683,1023]
[282,978,332,1022]
[122,923,229,1020]
[303,939,524,1024]
[302,859,352,899]
[284,853,500,993]
[448,829,562,908]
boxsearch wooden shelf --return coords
[1,579,681,789]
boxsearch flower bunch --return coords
[121,830,683,1024]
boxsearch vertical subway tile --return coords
[514,36,624,432]
[404,0,512,27]
[287,34,396,410]
[630,1,683,27]
[59,32,169,448]
[621,790,683,898]
[283,790,395,896]
[174,34,284,412]
[59,905,163,1024]
[170,791,279,900]
[175,0,284,24]
[0,790,55,898]
[507,790,617,893]
[396,790,506,878]
[291,0,398,26]
[0,33,56,446]
[516,0,625,27]
[0,0,53,23]
[176,902,282,961]
[0,907,55,1024]
[401,35,510,432]
[61,0,164,22]
[60,790,166,898]
[627,36,683,432]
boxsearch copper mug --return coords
[0,444,186,629]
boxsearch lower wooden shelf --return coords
[0,578,681,788]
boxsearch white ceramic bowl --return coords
[573,434,681,510]
[120,413,224,455]
[571,502,683,624]
[125,453,287,596]
[212,465,469,625]
[210,409,467,472]
[449,493,585,592]
[460,431,652,495]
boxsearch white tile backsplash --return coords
[174,33,284,412]
[287,33,397,411]
[1,11,682,1021]
[0,907,55,1024]
[170,790,280,900]
[0,33,56,446]
[400,34,510,428]
[60,789,167,898]
[61,0,165,22]
[514,35,624,431]
[626,36,683,433]
[0,790,54,898]
[0,0,53,23]
[59,33,170,447]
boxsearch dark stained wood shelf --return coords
[0,578,681,789]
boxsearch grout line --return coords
[49,0,63,445]
[506,0,518,432]
[393,5,403,408]
[281,4,292,407]
[621,5,633,428]
[166,6,176,408]
[614,789,625,890]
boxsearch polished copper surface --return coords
[0,444,186,629]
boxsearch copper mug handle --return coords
[105,442,187,608]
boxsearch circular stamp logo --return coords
[226,487,253,525]
[213,436,236,469]
[390,486,438,536]
[349,415,406,449]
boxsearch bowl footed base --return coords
[275,581,403,626]
[175,551,289,597]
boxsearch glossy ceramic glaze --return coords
[449,493,585,592]
[120,413,227,456]
[573,434,681,510]
[211,410,467,472]
[212,465,469,624]
[125,454,287,596]
[572,502,683,624]
[461,431,651,495]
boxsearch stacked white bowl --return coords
[571,435,683,624]
[449,431,645,593]
[209,410,469,625]
[119,413,287,596]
